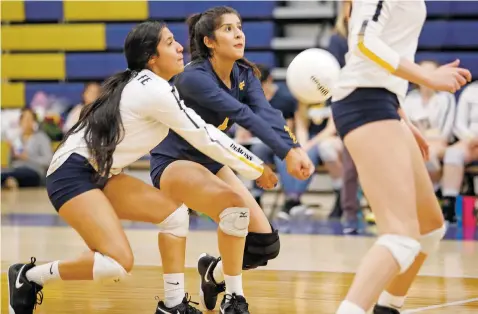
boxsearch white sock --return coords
[213,260,224,283]
[26,261,60,286]
[163,273,184,308]
[378,291,406,309]
[336,300,365,314]
[332,178,343,190]
[224,274,244,298]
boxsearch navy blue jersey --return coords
[270,84,297,121]
[150,59,299,167]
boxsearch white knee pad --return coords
[93,252,128,283]
[318,140,338,162]
[425,155,441,172]
[376,234,421,274]
[219,207,250,237]
[420,224,446,255]
[443,146,466,166]
[157,204,189,238]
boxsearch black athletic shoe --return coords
[373,304,401,314]
[155,293,202,314]
[442,196,457,223]
[8,257,44,314]
[197,253,225,310]
[328,190,343,219]
[219,293,250,314]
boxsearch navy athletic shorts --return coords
[150,156,224,189]
[332,88,401,140]
[46,153,106,211]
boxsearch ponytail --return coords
[62,70,135,183]
[187,13,207,61]
[60,20,165,183]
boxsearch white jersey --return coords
[402,89,456,142]
[48,69,264,180]
[454,82,478,140]
[333,0,427,103]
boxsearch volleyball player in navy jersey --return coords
[331,1,471,313]
[149,6,314,313]
[7,21,278,314]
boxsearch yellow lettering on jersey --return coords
[218,117,230,131]
[239,81,245,90]
[284,125,298,144]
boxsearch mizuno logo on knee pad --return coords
[219,207,250,237]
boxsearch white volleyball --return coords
[286,48,341,104]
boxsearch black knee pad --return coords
[243,227,280,270]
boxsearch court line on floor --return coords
[402,298,478,313]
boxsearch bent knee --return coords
[104,247,134,273]
[93,251,133,283]
[425,153,441,173]
[383,218,421,240]
[158,204,190,238]
[420,224,446,255]
[219,207,250,238]
[318,140,339,162]
[243,228,280,269]
[443,145,466,166]
[376,234,421,274]
[115,251,134,273]
[214,188,246,212]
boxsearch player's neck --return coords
[209,57,234,87]
[150,66,174,82]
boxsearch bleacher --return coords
[1,0,277,108]
[270,1,478,80]
[3,0,478,108]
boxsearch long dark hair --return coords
[61,21,166,183]
[187,6,261,78]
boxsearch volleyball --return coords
[286,48,341,104]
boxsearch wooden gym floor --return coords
[1,188,478,313]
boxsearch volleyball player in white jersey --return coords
[7,21,278,314]
[331,1,471,313]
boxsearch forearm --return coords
[296,127,309,146]
[294,106,309,146]
[394,58,432,89]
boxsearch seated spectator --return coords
[1,108,53,188]
[271,0,351,221]
[245,73,344,221]
[62,82,101,133]
[440,81,478,222]
[273,103,344,220]
[402,60,456,196]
